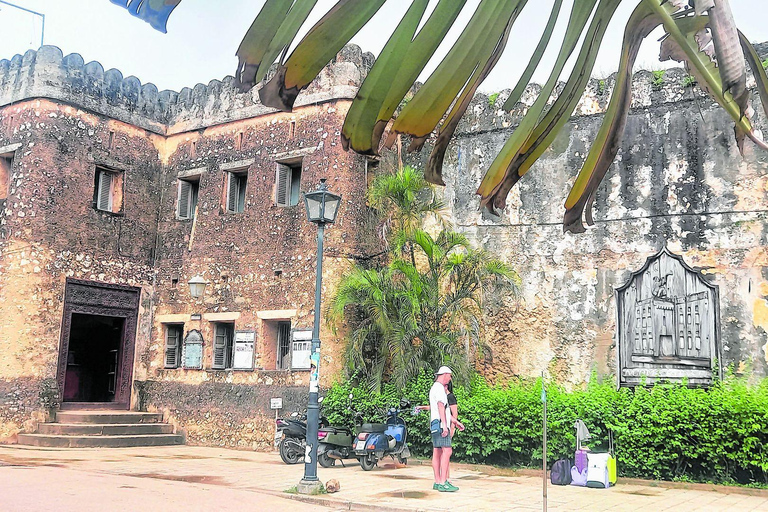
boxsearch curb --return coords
[259,487,443,512]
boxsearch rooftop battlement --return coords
[0,45,374,135]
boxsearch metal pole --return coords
[0,1,45,47]
[542,372,547,512]
[302,221,325,485]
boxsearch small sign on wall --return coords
[233,330,255,370]
[270,397,283,410]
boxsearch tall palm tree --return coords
[112,0,768,233]
[329,229,521,392]
[367,165,447,262]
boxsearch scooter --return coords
[352,398,412,471]
[274,398,330,465]
[317,424,355,468]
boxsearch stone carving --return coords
[615,247,722,387]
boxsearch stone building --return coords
[2,40,768,448]
[0,45,375,447]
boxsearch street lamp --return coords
[298,178,341,494]
[187,275,207,298]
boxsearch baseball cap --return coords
[435,365,453,376]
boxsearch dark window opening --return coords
[164,324,183,369]
[276,161,302,207]
[0,154,12,203]
[63,313,124,402]
[177,177,200,220]
[212,322,235,369]
[226,170,247,213]
[276,321,291,370]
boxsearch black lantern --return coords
[303,179,341,225]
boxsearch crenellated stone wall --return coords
[0,45,373,136]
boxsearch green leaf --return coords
[259,0,387,111]
[388,0,528,149]
[236,0,320,87]
[477,0,622,211]
[502,0,564,111]
[341,0,467,155]
[563,2,660,233]
[425,6,523,185]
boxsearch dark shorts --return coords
[431,431,452,448]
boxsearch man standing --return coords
[429,366,458,492]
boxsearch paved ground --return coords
[1,444,767,511]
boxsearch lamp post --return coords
[298,178,341,494]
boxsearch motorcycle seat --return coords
[361,423,388,433]
[321,426,352,435]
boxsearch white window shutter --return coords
[97,171,113,211]
[178,180,191,219]
[213,325,227,369]
[226,173,239,212]
[276,165,290,206]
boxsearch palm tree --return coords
[112,1,768,233]
[329,229,521,392]
[367,165,447,261]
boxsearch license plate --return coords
[355,440,366,450]
[274,432,283,444]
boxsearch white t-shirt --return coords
[429,381,451,429]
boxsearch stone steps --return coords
[55,411,163,424]
[16,433,184,448]
[37,423,174,436]
[16,410,184,448]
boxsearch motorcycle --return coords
[352,397,412,471]
[274,398,330,465]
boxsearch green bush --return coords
[322,372,768,485]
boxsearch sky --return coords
[0,0,766,95]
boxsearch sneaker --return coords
[444,481,459,491]
[437,483,458,493]
[433,483,439,490]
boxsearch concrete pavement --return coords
[1,444,766,511]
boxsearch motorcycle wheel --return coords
[397,456,408,466]
[359,456,377,471]
[279,440,302,465]
[318,452,335,468]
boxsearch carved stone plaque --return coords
[615,247,722,387]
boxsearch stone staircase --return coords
[17,411,184,448]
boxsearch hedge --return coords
[321,372,768,485]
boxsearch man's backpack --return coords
[550,459,572,485]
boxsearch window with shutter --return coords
[212,323,234,369]
[164,324,182,368]
[97,170,113,211]
[276,165,291,206]
[226,171,246,213]
[178,180,192,219]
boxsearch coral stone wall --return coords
[0,99,161,440]
[395,55,768,387]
